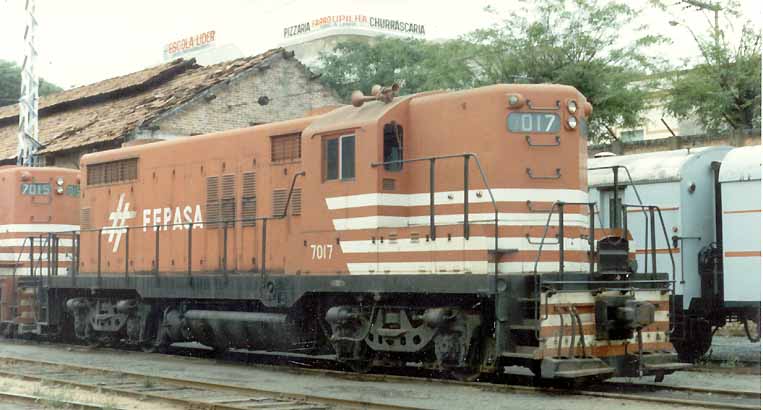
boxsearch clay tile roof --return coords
[0,47,285,161]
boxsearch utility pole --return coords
[679,0,722,48]
[17,0,41,167]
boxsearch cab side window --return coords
[324,134,355,181]
[383,122,403,171]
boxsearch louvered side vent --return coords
[291,188,302,216]
[221,174,236,226]
[206,176,220,228]
[383,178,396,191]
[271,134,301,162]
[80,208,92,230]
[87,158,139,186]
[241,171,256,227]
[272,189,288,217]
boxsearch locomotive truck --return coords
[7,84,685,381]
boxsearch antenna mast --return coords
[17,0,40,167]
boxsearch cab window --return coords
[383,122,404,171]
[324,134,355,181]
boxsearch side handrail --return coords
[371,153,500,302]
[55,171,306,284]
[622,203,678,333]
[588,165,649,272]
[9,236,31,321]
[531,201,597,333]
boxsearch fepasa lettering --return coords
[142,204,204,231]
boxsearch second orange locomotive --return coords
[41,84,682,380]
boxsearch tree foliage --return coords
[466,0,666,141]
[665,18,761,133]
[0,59,62,107]
[315,0,665,142]
[315,37,475,101]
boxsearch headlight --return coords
[507,93,524,108]
[56,177,64,186]
[567,100,577,114]
[56,186,64,195]
[567,116,577,129]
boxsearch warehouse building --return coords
[0,48,341,168]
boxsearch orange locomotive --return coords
[41,84,684,380]
[0,166,79,336]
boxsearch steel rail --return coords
[603,381,761,399]
[0,391,109,410]
[0,356,426,410]
[0,345,759,410]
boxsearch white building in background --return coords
[616,103,704,142]
[613,73,704,142]
[161,30,243,66]
[279,14,427,66]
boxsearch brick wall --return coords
[150,55,341,137]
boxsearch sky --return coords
[0,0,760,90]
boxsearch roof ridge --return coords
[0,58,198,123]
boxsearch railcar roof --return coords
[588,146,733,186]
[719,145,761,183]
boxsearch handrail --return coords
[371,152,502,340]
[372,152,498,244]
[622,203,678,333]
[588,165,649,271]
[9,236,30,322]
[54,171,306,284]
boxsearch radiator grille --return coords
[241,172,256,226]
[382,178,396,191]
[272,188,302,217]
[206,176,220,227]
[272,189,287,217]
[80,208,92,230]
[87,158,138,186]
[291,188,302,216]
[271,134,301,162]
[221,174,236,225]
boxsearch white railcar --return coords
[588,146,761,361]
[719,146,761,307]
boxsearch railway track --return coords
[0,390,109,410]
[0,356,425,410]
[0,339,759,410]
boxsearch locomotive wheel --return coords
[140,337,168,354]
[445,335,484,382]
[673,319,712,362]
[140,314,168,353]
[346,358,374,373]
[341,341,374,373]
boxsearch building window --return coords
[383,122,403,171]
[620,129,645,142]
[324,135,355,181]
[271,133,301,162]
